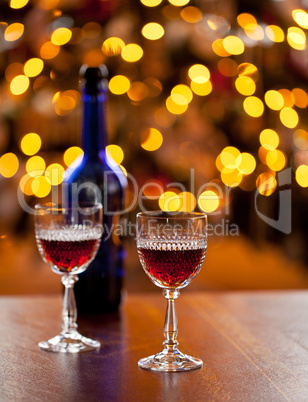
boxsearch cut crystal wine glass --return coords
[136,211,207,372]
[35,202,103,353]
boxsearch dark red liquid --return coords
[39,238,99,273]
[138,248,205,288]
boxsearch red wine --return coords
[37,228,100,275]
[138,244,206,289]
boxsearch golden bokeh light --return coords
[266,150,286,171]
[106,144,124,165]
[171,85,193,104]
[212,39,231,57]
[0,153,19,178]
[109,75,130,95]
[292,9,308,29]
[190,80,212,96]
[51,27,72,46]
[287,27,306,50]
[265,25,285,42]
[279,107,299,128]
[24,58,44,77]
[159,191,180,212]
[178,192,196,212]
[40,41,60,59]
[142,23,164,40]
[188,64,210,84]
[278,89,294,107]
[121,44,143,62]
[168,0,189,6]
[236,153,256,174]
[235,76,256,95]
[264,90,284,110]
[5,62,23,82]
[221,167,242,187]
[102,37,125,56]
[166,95,188,114]
[63,146,84,167]
[293,129,308,150]
[32,176,51,198]
[127,82,149,101]
[19,173,34,196]
[45,163,65,185]
[243,96,264,117]
[26,156,45,177]
[218,58,238,77]
[259,129,279,150]
[141,128,163,151]
[53,90,78,116]
[237,13,257,29]
[223,36,245,55]
[20,133,41,156]
[10,75,30,95]
[296,165,308,187]
[140,0,162,6]
[257,173,277,196]
[220,146,241,168]
[292,88,308,108]
[245,24,264,41]
[181,7,203,23]
[10,0,29,8]
[215,154,224,172]
[4,23,24,41]
[198,190,219,213]
[258,146,269,164]
[237,63,259,81]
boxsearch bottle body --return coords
[64,66,126,313]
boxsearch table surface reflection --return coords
[1,291,308,401]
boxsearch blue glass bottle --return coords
[64,66,126,313]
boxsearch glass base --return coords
[138,348,203,372]
[38,331,100,353]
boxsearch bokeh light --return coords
[292,9,308,29]
[221,167,242,187]
[188,64,210,84]
[166,95,188,113]
[142,23,164,40]
[168,0,189,6]
[171,85,193,104]
[63,146,84,167]
[141,128,163,151]
[19,174,34,196]
[237,63,259,82]
[296,165,308,187]
[121,44,143,62]
[292,88,308,108]
[4,23,24,41]
[159,191,180,211]
[102,37,125,56]
[257,173,277,196]
[106,145,124,165]
[20,133,41,155]
[26,156,45,177]
[178,192,196,212]
[141,0,162,6]
[190,81,212,96]
[222,36,245,55]
[198,190,219,213]
[279,107,299,128]
[259,129,279,150]
[10,0,29,8]
[181,7,203,23]
[287,27,306,50]
[10,75,29,95]
[51,27,72,46]
[32,176,51,198]
[24,58,44,77]
[266,150,286,171]
[294,129,308,150]
[264,90,284,111]
[236,153,256,174]
[0,153,19,178]
[265,25,285,42]
[109,75,130,95]
[243,96,264,117]
[235,76,256,96]
[40,41,60,59]
[45,163,65,185]
[220,146,241,168]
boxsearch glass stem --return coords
[163,289,180,352]
[61,275,78,335]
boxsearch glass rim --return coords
[136,211,207,220]
[35,202,103,212]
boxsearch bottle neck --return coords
[81,91,107,160]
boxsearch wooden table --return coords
[1,291,308,401]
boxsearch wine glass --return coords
[136,211,207,372]
[35,202,103,353]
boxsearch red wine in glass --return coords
[37,228,100,275]
[138,245,206,288]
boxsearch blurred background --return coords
[1,0,308,295]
